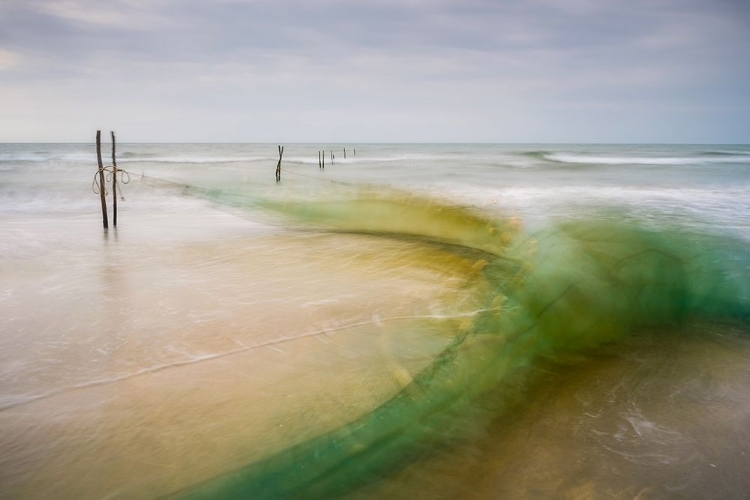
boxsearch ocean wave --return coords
[0,152,100,163]
[543,153,750,166]
[121,151,155,159]
[114,152,449,165]
[119,156,270,164]
[0,154,51,162]
[521,150,551,161]
[699,150,750,157]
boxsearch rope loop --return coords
[91,170,108,196]
[93,165,134,198]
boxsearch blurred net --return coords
[149,178,750,500]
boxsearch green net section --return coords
[147,180,749,500]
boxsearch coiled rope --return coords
[92,165,131,199]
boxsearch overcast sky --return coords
[1,0,748,142]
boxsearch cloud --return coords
[20,0,170,28]
[0,0,748,141]
[0,48,19,69]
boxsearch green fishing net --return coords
[162,185,749,500]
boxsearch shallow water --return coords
[0,143,749,499]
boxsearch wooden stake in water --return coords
[276,145,284,182]
[318,150,321,169]
[343,147,346,159]
[322,150,325,169]
[96,130,109,229]
[111,131,118,227]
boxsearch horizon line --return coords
[2,141,749,146]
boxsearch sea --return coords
[1,143,749,499]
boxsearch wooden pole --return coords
[111,131,118,227]
[322,150,325,169]
[354,148,356,156]
[318,150,321,169]
[330,151,333,164]
[343,147,346,159]
[275,145,284,182]
[96,130,108,229]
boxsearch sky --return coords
[0,0,748,143]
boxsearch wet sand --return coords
[0,214,484,499]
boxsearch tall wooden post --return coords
[354,148,356,156]
[96,130,108,229]
[275,145,284,182]
[343,147,346,159]
[111,131,118,227]
[322,150,325,169]
[330,151,333,164]
[318,150,321,169]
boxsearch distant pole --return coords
[275,145,284,182]
[322,150,325,169]
[111,131,118,227]
[343,147,346,159]
[318,150,321,169]
[330,151,333,164]
[96,130,108,229]
[354,148,356,156]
